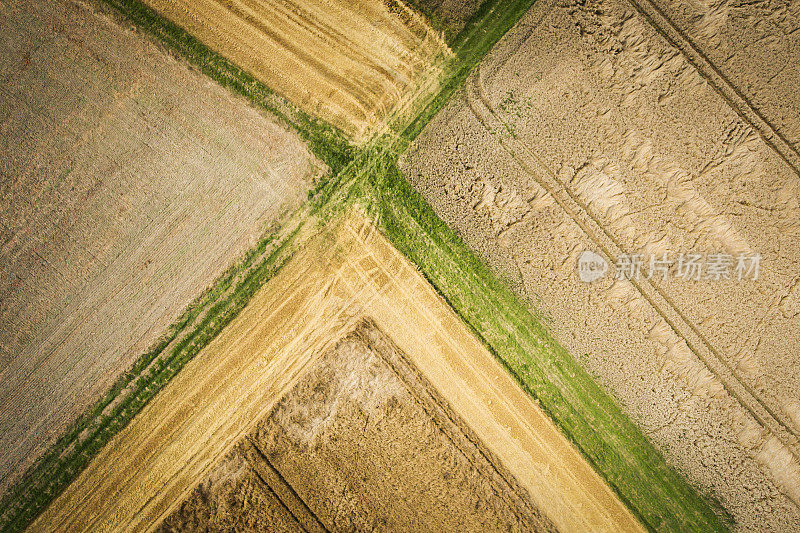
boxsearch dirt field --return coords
[31,213,642,533]
[139,0,449,142]
[643,0,800,169]
[159,322,552,532]
[400,0,800,529]
[0,0,321,497]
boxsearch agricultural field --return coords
[0,0,321,500]
[406,0,485,36]
[401,0,800,529]
[139,0,450,142]
[159,322,550,532]
[3,0,795,531]
[644,0,800,167]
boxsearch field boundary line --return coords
[358,318,544,527]
[626,0,800,178]
[30,213,638,533]
[0,0,726,530]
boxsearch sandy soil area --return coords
[31,213,641,533]
[160,322,551,532]
[400,0,800,529]
[644,0,800,167]
[0,0,321,497]
[139,0,449,142]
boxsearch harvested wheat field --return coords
[0,0,322,498]
[401,0,800,529]
[139,0,450,142]
[31,213,642,533]
[158,321,552,532]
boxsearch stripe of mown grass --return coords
[376,164,730,532]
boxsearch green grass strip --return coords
[401,0,536,144]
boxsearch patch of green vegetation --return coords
[403,0,458,43]
[0,0,729,532]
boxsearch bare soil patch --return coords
[646,0,800,156]
[0,0,321,496]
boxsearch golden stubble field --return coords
[140,0,450,141]
[31,213,643,533]
[401,0,800,529]
[0,0,323,497]
[158,321,554,532]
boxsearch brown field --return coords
[401,0,800,529]
[31,213,643,533]
[158,321,553,532]
[139,0,450,142]
[642,0,800,170]
[0,0,322,497]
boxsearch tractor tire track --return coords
[626,0,800,178]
